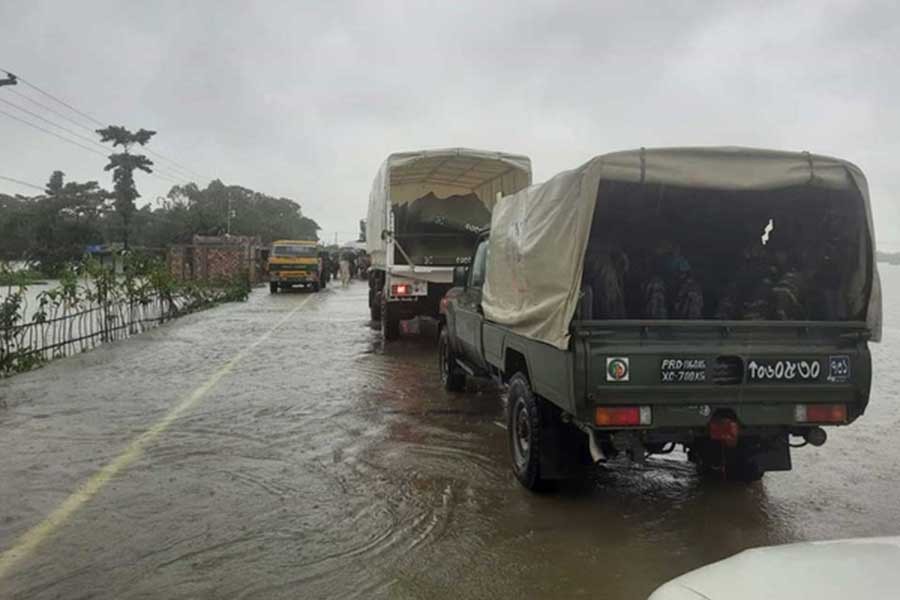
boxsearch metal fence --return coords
[1,292,199,372]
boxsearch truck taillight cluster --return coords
[391,284,411,296]
[795,403,847,424]
[595,406,652,427]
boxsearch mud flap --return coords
[747,434,792,472]
[538,411,590,480]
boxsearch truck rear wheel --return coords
[370,289,382,321]
[381,294,400,341]
[438,328,466,391]
[508,373,554,492]
[269,282,278,294]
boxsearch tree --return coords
[96,125,156,249]
[358,219,366,242]
[46,170,64,195]
[161,180,320,243]
[0,172,110,270]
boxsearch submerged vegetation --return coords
[0,256,250,377]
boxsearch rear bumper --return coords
[584,399,864,431]
[270,271,318,284]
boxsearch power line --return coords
[0,106,108,158]
[7,87,99,135]
[2,68,212,182]
[0,174,45,192]
[0,95,190,183]
[145,148,210,181]
[0,106,188,187]
[2,69,104,127]
[0,96,113,154]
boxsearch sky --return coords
[2,0,899,249]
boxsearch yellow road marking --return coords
[0,294,314,580]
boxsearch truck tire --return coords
[381,294,400,341]
[269,282,278,294]
[438,328,466,391]
[507,373,554,492]
[370,289,382,321]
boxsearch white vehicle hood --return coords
[649,537,900,600]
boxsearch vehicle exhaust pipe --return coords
[569,420,605,463]
[587,429,605,463]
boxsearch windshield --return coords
[272,244,317,257]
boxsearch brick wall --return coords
[167,236,262,284]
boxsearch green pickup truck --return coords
[438,147,881,491]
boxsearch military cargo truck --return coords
[366,148,532,341]
[439,147,881,491]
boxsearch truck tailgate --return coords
[573,321,872,428]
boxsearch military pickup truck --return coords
[438,147,881,491]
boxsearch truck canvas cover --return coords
[483,147,882,349]
[366,148,532,267]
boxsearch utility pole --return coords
[0,73,17,88]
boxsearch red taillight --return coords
[795,404,847,424]
[439,296,449,314]
[709,417,740,447]
[595,406,651,427]
[391,284,411,296]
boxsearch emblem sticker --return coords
[827,355,851,383]
[606,357,630,382]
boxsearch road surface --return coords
[1,276,899,599]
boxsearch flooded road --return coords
[1,270,899,599]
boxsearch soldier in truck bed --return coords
[716,242,808,321]
[640,243,703,319]
[583,245,629,318]
[671,256,704,319]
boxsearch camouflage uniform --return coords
[673,275,704,319]
[772,268,805,320]
[715,281,740,320]
[741,277,774,320]
[643,276,668,319]
[585,250,628,319]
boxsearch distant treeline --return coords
[877,251,900,265]
[0,172,320,273]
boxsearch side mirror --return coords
[452,265,468,288]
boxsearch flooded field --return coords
[1,267,898,599]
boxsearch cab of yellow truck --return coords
[268,240,322,293]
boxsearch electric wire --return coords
[0,107,186,186]
[0,174,45,192]
[2,68,211,182]
[0,96,188,183]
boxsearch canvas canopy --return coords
[483,147,882,350]
[366,148,532,267]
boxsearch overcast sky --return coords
[2,0,899,248]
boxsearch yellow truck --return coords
[268,239,322,293]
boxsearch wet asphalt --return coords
[1,273,899,599]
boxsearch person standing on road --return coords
[339,252,351,287]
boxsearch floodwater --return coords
[0,268,899,599]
